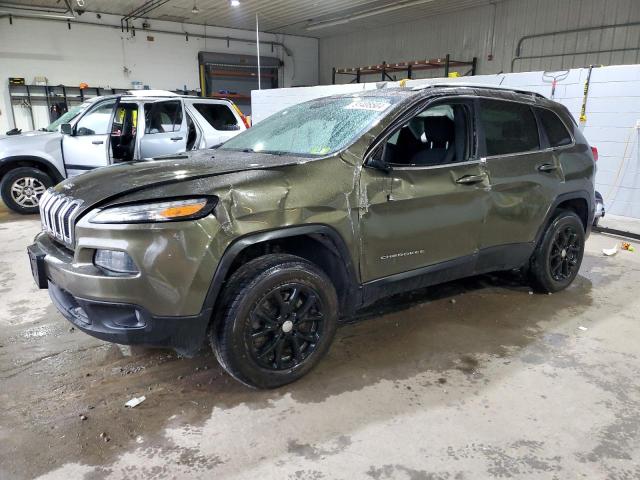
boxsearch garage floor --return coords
[1,203,640,480]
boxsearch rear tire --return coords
[0,167,53,214]
[211,254,338,389]
[528,210,585,293]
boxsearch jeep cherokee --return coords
[27,84,595,388]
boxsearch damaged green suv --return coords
[28,85,595,388]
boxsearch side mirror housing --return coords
[366,145,392,173]
[60,123,73,135]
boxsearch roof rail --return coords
[411,82,547,99]
[124,89,180,97]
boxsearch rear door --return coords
[478,98,564,256]
[139,99,187,158]
[62,98,118,176]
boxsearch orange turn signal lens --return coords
[159,201,207,219]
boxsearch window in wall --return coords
[536,107,572,147]
[479,99,539,156]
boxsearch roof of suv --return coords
[330,83,558,115]
[348,83,546,101]
[411,82,547,98]
[90,90,233,103]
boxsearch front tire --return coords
[211,254,338,389]
[528,210,585,293]
[0,167,53,214]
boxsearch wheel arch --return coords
[203,224,361,318]
[535,191,594,245]
[556,197,590,231]
[0,156,65,184]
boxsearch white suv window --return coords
[192,103,239,131]
[75,100,116,136]
[144,101,183,134]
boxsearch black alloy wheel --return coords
[248,284,325,371]
[549,225,582,281]
[528,209,585,293]
[212,254,338,389]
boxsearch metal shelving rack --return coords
[7,82,202,131]
[8,83,129,130]
[332,54,477,84]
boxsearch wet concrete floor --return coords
[1,202,640,479]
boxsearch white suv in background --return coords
[0,90,248,214]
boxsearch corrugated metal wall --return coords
[319,0,640,84]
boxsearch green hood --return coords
[55,149,312,213]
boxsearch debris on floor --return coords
[124,396,146,408]
[602,246,618,256]
[621,242,635,252]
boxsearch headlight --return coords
[89,197,217,224]
[94,249,138,274]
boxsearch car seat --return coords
[411,116,455,166]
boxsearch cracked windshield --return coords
[220,96,397,156]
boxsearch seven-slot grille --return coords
[39,189,83,247]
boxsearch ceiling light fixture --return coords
[306,0,434,31]
[191,1,199,14]
[230,0,240,7]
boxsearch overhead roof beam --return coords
[121,0,171,31]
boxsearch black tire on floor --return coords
[0,167,53,214]
[528,210,585,293]
[211,254,338,389]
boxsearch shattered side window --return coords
[220,96,398,157]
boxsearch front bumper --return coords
[48,280,211,355]
[29,214,224,317]
[27,215,226,354]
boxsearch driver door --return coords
[62,98,118,176]
[139,99,188,159]
[359,98,490,283]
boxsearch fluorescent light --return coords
[306,0,435,31]
[191,1,199,14]
[230,0,240,6]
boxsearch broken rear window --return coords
[219,96,398,157]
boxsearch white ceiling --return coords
[2,0,495,37]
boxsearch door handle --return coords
[538,163,558,172]
[92,140,104,145]
[170,136,184,141]
[455,174,486,185]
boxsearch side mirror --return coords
[366,145,392,173]
[60,123,73,135]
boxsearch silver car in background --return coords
[0,90,248,214]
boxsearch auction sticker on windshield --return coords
[344,100,391,112]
